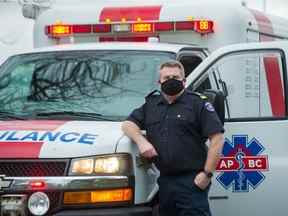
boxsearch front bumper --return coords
[53,206,152,216]
[2,176,129,192]
[1,176,134,215]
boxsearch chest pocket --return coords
[172,108,199,135]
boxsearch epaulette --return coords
[190,91,208,100]
[145,89,161,100]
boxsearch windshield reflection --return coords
[0,51,175,120]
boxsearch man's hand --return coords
[138,140,158,159]
[194,171,211,190]
[122,120,158,159]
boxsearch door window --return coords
[193,50,286,119]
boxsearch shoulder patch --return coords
[204,102,215,112]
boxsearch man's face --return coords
[159,66,185,84]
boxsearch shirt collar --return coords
[157,90,187,105]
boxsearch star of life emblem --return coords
[216,135,269,192]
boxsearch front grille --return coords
[0,160,68,177]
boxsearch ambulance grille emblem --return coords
[0,175,12,193]
[216,135,269,192]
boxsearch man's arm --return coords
[122,120,158,158]
[204,132,224,173]
[194,132,224,189]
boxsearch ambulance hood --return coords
[0,120,124,159]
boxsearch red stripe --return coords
[0,120,66,131]
[99,6,162,22]
[250,10,274,35]
[0,121,66,158]
[0,142,44,158]
[99,36,150,42]
[263,57,285,116]
[250,10,285,117]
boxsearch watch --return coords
[203,170,213,178]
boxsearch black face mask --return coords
[161,79,184,96]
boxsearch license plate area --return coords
[1,194,27,216]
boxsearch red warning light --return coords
[30,181,46,189]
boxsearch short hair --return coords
[159,60,185,78]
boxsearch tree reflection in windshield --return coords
[0,51,175,119]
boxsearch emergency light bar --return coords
[45,20,214,38]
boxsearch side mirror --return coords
[202,89,225,125]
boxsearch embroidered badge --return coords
[205,102,215,112]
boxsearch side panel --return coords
[213,121,288,216]
[191,46,288,216]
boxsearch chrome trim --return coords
[3,176,129,192]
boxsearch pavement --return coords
[0,0,33,63]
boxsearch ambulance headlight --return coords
[69,153,133,175]
[28,192,50,216]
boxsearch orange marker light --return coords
[53,25,71,34]
[64,188,133,204]
[132,23,153,33]
[46,24,72,37]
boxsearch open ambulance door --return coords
[187,42,288,216]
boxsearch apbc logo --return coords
[216,135,269,192]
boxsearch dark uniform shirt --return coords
[127,90,224,176]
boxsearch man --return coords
[122,60,224,216]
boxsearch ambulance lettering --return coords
[0,131,97,145]
[216,135,269,192]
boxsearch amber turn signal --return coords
[64,188,133,204]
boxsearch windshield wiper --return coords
[0,111,27,120]
[34,111,116,121]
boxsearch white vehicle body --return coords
[0,39,288,215]
[0,1,286,216]
[187,41,288,216]
[0,42,208,216]
[0,1,33,64]
[30,2,288,50]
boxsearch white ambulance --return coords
[0,1,287,216]
[23,1,288,49]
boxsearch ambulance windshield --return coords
[0,50,175,120]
